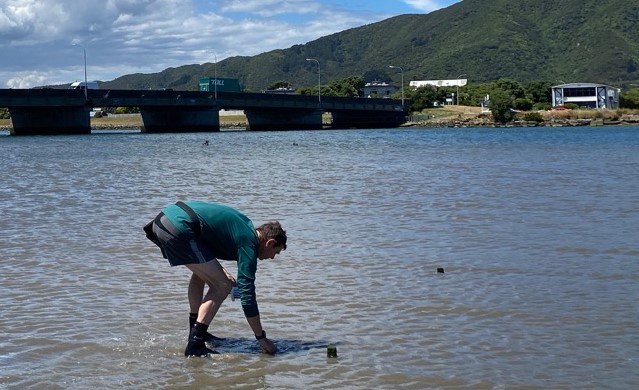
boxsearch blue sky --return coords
[0,0,460,88]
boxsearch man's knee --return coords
[217,279,233,297]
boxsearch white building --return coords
[362,81,397,98]
[70,81,99,90]
[551,83,620,109]
[409,78,467,88]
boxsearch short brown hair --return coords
[257,221,287,250]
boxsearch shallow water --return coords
[1,127,638,389]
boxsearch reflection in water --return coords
[209,337,330,355]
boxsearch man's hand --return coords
[259,338,277,354]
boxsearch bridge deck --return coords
[0,88,404,113]
[0,88,407,134]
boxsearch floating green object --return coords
[327,345,337,358]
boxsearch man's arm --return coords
[247,315,277,354]
[236,243,277,354]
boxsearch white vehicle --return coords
[70,81,99,90]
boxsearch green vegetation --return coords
[404,78,556,113]
[108,107,140,114]
[620,88,639,109]
[0,107,9,119]
[406,85,442,112]
[523,112,544,122]
[489,89,516,123]
[298,76,364,98]
[514,98,534,111]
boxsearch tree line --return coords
[278,76,639,123]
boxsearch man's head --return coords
[256,221,287,260]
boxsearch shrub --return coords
[514,98,533,111]
[564,103,579,110]
[523,112,543,122]
[533,102,552,111]
[620,88,639,109]
[489,89,515,123]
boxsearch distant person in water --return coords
[144,201,287,357]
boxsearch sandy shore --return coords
[90,114,247,130]
[0,114,247,131]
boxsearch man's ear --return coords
[265,238,278,248]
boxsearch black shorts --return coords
[150,213,216,266]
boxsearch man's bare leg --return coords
[183,260,233,357]
[187,263,229,342]
[188,273,205,314]
[186,259,233,324]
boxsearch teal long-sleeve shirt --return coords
[162,201,261,317]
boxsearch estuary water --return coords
[1,126,638,389]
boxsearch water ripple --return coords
[1,128,639,389]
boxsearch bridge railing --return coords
[0,88,86,107]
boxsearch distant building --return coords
[552,83,620,109]
[70,81,99,90]
[263,87,296,94]
[362,81,397,98]
[409,79,467,88]
[199,77,242,92]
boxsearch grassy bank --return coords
[410,106,639,127]
[90,114,248,129]
[0,114,248,131]
[413,105,486,121]
[539,108,639,122]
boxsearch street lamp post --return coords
[214,53,217,100]
[306,58,321,104]
[389,65,404,107]
[73,43,88,101]
[456,73,467,106]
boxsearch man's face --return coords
[258,239,284,260]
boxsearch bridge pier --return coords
[1,88,408,135]
[330,110,406,129]
[140,107,220,133]
[244,108,323,131]
[9,107,91,135]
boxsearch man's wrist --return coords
[255,330,266,340]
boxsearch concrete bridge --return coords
[0,88,407,135]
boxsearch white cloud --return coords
[6,71,51,89]
[219,0,323,17]
[0,0,452,88]
[402,0,458,13]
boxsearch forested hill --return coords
[100,0,639,91]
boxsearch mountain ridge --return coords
[98,0,639,91]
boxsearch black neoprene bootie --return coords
[184,322,217,357]
[189,313,224,343]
